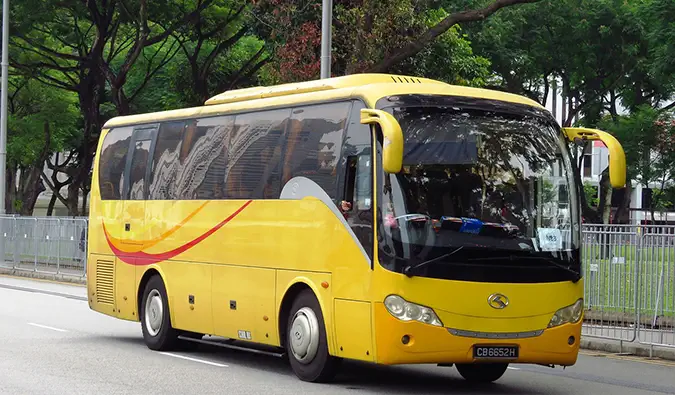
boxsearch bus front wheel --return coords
[285,289,340,382]
[455,363,508,383]
[140,275,178,351]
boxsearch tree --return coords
[252,0,540,83]
[460,0,675,223]
[6,76,79,214]
[10,0,224,215]
[170,1,270,106]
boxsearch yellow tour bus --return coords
[87,73,626,383]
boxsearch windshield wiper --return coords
[403,246,464,277]
[468,254,581,282]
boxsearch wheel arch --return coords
[277,277,336,355]
[137,266,172,325]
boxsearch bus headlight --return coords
[548,299,584,328]
[384,295,443,327]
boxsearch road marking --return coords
[507,367,521,370]
[27,323,68,332]
[160,352,229,367]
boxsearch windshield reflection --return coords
[377,104,580,283]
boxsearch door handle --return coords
[125,223,131,231]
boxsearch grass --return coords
[582,242,675,318]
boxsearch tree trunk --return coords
[613,184,633,224]
[71,67,104,216]
[18,121,52,216]
[46,194,57,216]
[5,164,15,214]
[598,168,612,224]
[81,189,89,216]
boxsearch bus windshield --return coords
[377,104,581,283]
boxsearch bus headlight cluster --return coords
[384,295,443,327]
[548,299,584,328]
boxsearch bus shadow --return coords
[171,341,544,394]
[333,361,538,394]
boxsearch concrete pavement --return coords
[1,276,675,395]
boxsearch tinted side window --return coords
[283,102,350,199]
[338,100,374,260]
[175,117,234,200]
[192,117,235,199]
[98,127,132,200]
[127,128,155,200]
[225,109,289,199]
[148,121,185,200]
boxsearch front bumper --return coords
[373,302,581,366]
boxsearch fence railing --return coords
[582,224,675,350]
[0,216,672,349]
[0,216,88,278]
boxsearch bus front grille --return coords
[95,260,115,305]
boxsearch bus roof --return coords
[103,73,545,128]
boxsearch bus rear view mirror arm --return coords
[360,109,404,174]
[563,127,627,189]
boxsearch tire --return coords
[455,363,508,383]
[285,289,340,382]
[140,275,179,351]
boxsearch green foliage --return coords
[398,10,491,86]
[583,183,599,207]
[7,0,675,220]
[7,77,79,167]
[253,0,493,84]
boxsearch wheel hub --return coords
[289,307,319,364]
[145,289,163,337]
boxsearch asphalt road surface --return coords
[1,275,674,395]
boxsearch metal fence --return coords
[0,215,672,349]
[0,216,88,278]
[582,224,675,350]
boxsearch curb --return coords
[0,266,86,285]
[580,338,675,361]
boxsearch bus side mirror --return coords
[563,127,627,188]
[360,109,403,173]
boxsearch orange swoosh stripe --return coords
[103,200,252,265]
[106,201,210,253]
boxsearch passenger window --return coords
[192,116,235,199]
[283,102,350,199]
[127,128,155,200]
[148,121,185,200]
[98,127,132,200]
[173,116,234,200]
[225,109,289,199]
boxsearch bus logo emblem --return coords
[488,293,509,309]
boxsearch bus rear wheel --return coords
[455,363,508,383]
[140,275,179,351]
[285,289,340,382]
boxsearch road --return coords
[1,276,674,395]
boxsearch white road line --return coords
[160,352,229,368]
[27,322,68,332]
[507,367,521,370]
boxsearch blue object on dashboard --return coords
[459,217,483,234]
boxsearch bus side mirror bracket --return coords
[360,109,403,174]
[563,127,627,189]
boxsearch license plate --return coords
[473,345,519,359]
